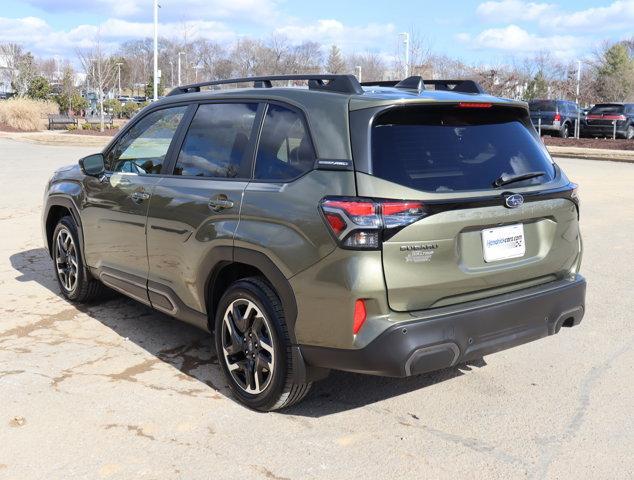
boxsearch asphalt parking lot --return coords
[1,137,632,479]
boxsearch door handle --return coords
[131,191,150,203]
[208,195,234,212]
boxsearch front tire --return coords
[52,216,105,303]
[214,277,311,411]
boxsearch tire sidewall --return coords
[214,280,289,410]
[52,216,87,301]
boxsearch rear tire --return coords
[52,216,105,303]
[214,277,311,411]
[625,125,634,140]
[559,123,570,138]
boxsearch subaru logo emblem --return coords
[505,193,524,209]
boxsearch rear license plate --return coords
[482,224,525,263]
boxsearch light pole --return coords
[169,60,174,88]
[575,60,582,138]
[194,65,202,82]
[152,0,159,101]
[355,65,362,83]
[116,62,123,98]
[177,52,186,86]
[399,32,410,78]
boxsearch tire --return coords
[625,125,634,140]
[214,276,312,411]
[559,123,570,138]
[52,216,105,303]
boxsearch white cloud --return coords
[477,0,555,22]
[542,0,634,31]
[274,20,396,51]
[476,0,634,32]
[458,24,580,56]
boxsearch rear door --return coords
[353,103,581,311]
[146,101,260,315]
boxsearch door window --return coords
[107,106,187,174]
[254,104,316,181]
[174,103,258,178]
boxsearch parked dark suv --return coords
[528,99,580,138]
[581,103,634,139]
[43,75,586,411]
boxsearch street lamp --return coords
[355,65,362,83]
[575,60,582,138]
[152,0,159,101]
[399,32,410,78]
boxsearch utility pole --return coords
[116,62,123,98]
[355,65,362,83]
[152,0,159,101]
[400,32,410,78]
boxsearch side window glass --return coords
[254,104,316,181]
[174,103,258,178]
[107,106,187,174]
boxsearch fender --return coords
[203,246,299,343]
[43,193,84,256]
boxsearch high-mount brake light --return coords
[457,102,492,108]
[320,197,427,250]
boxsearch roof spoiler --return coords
[167,74,364,96]
[361,76,487,94]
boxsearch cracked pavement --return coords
[0,137,632,479]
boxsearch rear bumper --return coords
[301,275,586,377]
[581,124,628,136]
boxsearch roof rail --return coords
[361,76,487,94]
[167,74,364,96]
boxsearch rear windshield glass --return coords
[529,100,557,111]
[589,104,624,114]
[371,106,555,192]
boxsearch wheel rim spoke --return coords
[221,298,275,395]
[54,228,78,293]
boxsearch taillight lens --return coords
[320,197,427,250]
[553,113,561,122]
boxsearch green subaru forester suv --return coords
[43,75,586,411]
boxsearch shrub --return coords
[122,101,140,118]
[0,97,58,131]
[103,98,123,118]
[55,91,89,115]
[27,76,52,100]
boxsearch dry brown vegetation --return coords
[0,98,58,131]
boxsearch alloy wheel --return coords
[55,228,78,292]
[221,299,275,394]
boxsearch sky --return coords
[1,0,633,64]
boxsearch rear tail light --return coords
[320,197,426,250]
[553,113,561,122]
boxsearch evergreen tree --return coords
[326,45,346,74]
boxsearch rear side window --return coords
[371,106,555,192]
[254,104,316,181]
[590,104,624,115]
[529,100,556,111]
[174,103,258,178]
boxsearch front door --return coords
[82,105,189,301]
[146,102,260,315]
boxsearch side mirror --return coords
[79,153,105,176]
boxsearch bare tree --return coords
[0,43,36,95]
[77,36,117,131]
[346,52,387,81]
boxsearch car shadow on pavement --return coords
[10,247,487,417]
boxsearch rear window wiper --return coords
[493,171,545,188]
